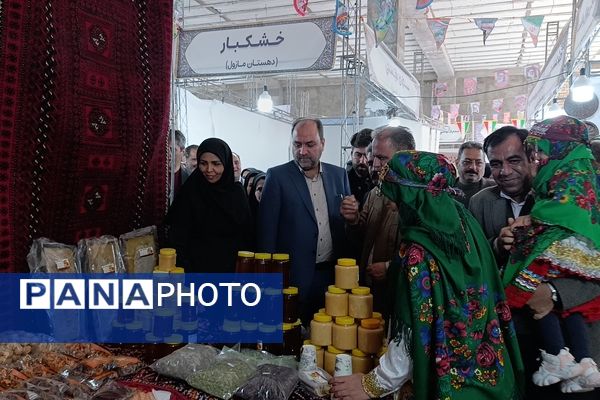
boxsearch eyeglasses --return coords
[460,160,484,167]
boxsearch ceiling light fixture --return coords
[546,98,565,118]
[571,68,594,103]
[257,85,273,113]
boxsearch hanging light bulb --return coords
[571,68,594,103]
[546,98,565,118]
[256,85,273,113]
[388,116,402,127]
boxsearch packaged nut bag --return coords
[27,238,80,273]
[78,236,125,274]
[119,226,157,273]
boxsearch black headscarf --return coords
[244,169,263,193]
[248,172,265,219]
[164,138,252,272]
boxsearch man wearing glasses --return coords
[454,141,495,207]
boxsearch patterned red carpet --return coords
[0,0,173,272]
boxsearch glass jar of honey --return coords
[310,312,332,347]
[351,348,373,374]
[157,248,176,271]
[334,258,359,289]
[325,285,348,316]
[254,253,272,274]
[283,287,299,323]
[271,253,290,288]
[348,286,373,319]
[235,251,255,273]
[358,318,384,354]
[332,316,357,351]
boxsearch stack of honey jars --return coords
[154,248,185,273]
[310,258,386,375]
[235,251,299,356]
[235,251,290,287]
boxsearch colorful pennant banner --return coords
[431,105,441,120]
[450,103,460,118]
[524,64,541,81]
[492,99,504,113]
[514,95,528,112]
[333,0,352,36]
[495,70,509,89]
[474,122,484,141]
[433,82,448,97]
[416,0,434,10]
[521,15,544,47]
[474,18,498,45]
[427,18,451,49]
[464,77,477,96]
[293,0,309,16]
[368,0,396,45]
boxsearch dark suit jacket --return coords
[468,185,534,265]
[257,161,350,305]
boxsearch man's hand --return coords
[330,374,369,400]
[527,283,554,320]
[367,262,387,281]
[340,195,359,224]
[495,217,516,253]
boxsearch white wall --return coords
[176,88,436,172]
[177,89,292,172]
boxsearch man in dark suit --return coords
[470,126,600,399]
[346,128,374,210]
[258,118,351,324]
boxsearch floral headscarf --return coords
[504,116,600,309]
[380,151,523,400]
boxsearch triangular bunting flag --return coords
[474,18,497,45]
[293,0,309,16]
[519,119,526,128]
[491,120,497,131]
[457,121,463,133]
[464,77,477,96]
[416,0,433,10]
[522,16,544,47]
[427,18,451,49]
[511,118,518,127]
[483,120,490,133]
[368,0,396,45]
[464,121,472,135]
[333,0,353,36]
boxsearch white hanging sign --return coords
[574,0,600,60]
[177,17,336,77]
[527,21,570,119]
[364,24,421,117]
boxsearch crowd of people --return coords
[162,116,600,399]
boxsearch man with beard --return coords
[258,118,351,324]
[455,141,495,207]
[347,129,374,210]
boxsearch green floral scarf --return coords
[503,116,600,302]
[381,151,523,400]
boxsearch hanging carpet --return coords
[0,0,173,272]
